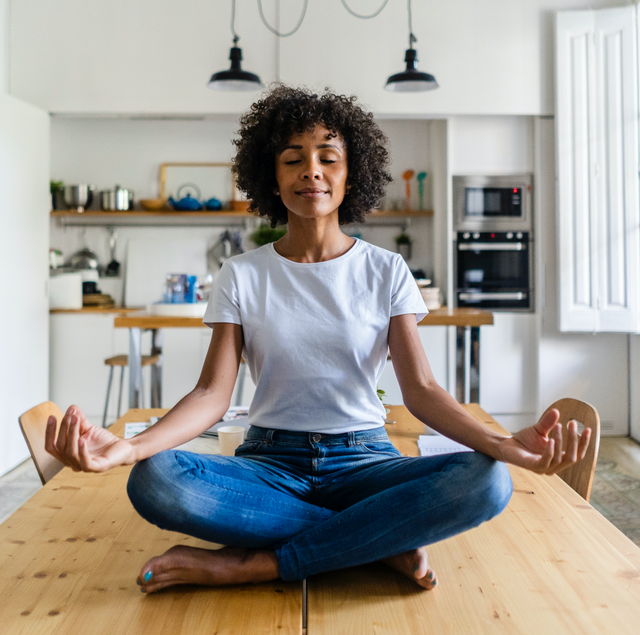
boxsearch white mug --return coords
[218,426,246,456]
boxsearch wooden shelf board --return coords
[50,209,433,220]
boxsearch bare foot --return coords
[137,545,279,594]
[382,547,437,590]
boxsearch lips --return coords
[295,188,328,197]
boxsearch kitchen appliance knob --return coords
[473,232,480,239]
[506,232,513,239]
[516,232,523,239]
[463,232,470,239]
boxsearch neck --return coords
[274,212,355,263]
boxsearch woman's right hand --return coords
[45,405,137,473]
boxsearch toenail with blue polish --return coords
[144,571,152,582]
[432,579,438,586]
[136,579,141,586]
[141,588,146,593]
[414,564,419,573]
[428,571,435,580]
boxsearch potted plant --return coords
[250,224,287,247]
[395,232,412,261]
[50,180,64,210]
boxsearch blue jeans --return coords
[127,426,512,581]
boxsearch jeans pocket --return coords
[234,441,263,455]
[356,441,402,457]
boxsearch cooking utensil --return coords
[105,229,121,277]
[115,185,134,210]
[417,171,427,210]
[63,184,96,213]
[169,183,203,211]
[69,247,99,271]
[402,170,415,210]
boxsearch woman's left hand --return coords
[497,409,592,475]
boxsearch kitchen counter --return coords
[112,307,493,329]
[50,307,142,314]
[418,307,493,327]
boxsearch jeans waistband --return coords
[245,425,390,447]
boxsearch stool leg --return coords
[103,366,114,428]
[141,370,145,410]
[117,366,125,421]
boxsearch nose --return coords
[300,156,322,180]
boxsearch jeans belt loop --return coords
[348,431,355,447]
[266,429,276,446]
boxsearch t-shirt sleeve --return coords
[203,261,242,327]
[390,254,429,322]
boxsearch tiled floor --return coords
[0,458,42,525]
[2,438,640,547]
[589,437,640,547]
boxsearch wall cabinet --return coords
[556,6,640,333]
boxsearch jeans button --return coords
[312,434,321,442]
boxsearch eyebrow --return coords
[282,143,342,151]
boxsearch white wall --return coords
[0,94,50,475]
[0,0,8,94]
[9,0,627,117]
[49,116,437,285]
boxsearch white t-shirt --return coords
[203,238,428,433]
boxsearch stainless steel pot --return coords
[100,186,134,210]
[100,190,116,210]
[63,184,96,213]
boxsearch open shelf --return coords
[50,208,434,226]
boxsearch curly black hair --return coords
[232,85,392,227]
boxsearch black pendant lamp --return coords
[385,1,438,92]
[208,1,264,92]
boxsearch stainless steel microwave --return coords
[453,175,533,232]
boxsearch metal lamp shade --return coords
[385,48,438,92]
[208,46,263,92]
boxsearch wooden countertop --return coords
[418,307,493,327]
[113,307,493,329]
[51,307,142,315]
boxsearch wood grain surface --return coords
[114,308,494,330]
[306,405,640,635]
[0,409,302,635]
[4,405,638,634]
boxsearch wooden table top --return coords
[114,307,494,329]
[0,409,301,635]
[3,405,638,634]
[307,405,640,635]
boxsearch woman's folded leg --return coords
[126,449,335,548]
[275,451,513,581]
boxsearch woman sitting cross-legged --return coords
[45,85,591,594]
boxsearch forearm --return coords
[126,386,230,463]
[403,381,509,461]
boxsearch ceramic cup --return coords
[218,425,246,456]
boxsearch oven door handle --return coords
[458,242,525,251]
[459,291,526,301]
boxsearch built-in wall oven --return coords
[453,175,534,312]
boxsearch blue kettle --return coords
[169,183,203,211]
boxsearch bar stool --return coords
[102,354,160,428]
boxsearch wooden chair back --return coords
[541,398,600,502]
[18,402,65,485]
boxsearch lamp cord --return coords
[231,0,239,43]
[341,0,389,20]
[258,0,308,38]
[408,0,416,49]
